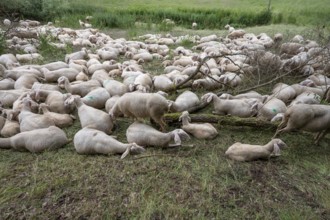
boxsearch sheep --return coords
[219,91,265,102]
[14,74,42,90]
[57,76,100,97]
[271,83,296,104]
[81,87,110,109]
[179,111,218,139]
[289,92,321,106]
[219,72,243,87]
[41,67,79,83]
[18,98,56,132]
[0,54,19,68]
[31,82,61,92]
[169,91,200,112]
[39,103,75,128]
[102,79,128,96]
[74,127,145,159]
[42,61,69,71]
[201,92,259,118]
[0,78,15,90]
[0,126,68,153]
[307,73,330,86]
[0,90,24,108]
[3,19,11,27]
[192,75,223,91]
[91,69,112,84]
[72,95,114,135]
[65,48,88,63]
[109,92,170,131]
[273,104,330,144]
[16,53,43,63]
[280,42,304,56]
[5,67,43,80]
[32,89,75,114]
[153,75,175,92]
[256,96,287,121]
[129,73,153,93]
[0,116,20,138]
[192,22,197,29]
[126,122,190,148]
[225,139,287,162]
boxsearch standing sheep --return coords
[109,92,170,131]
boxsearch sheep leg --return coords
[273,126,291,138]
[314,129,329,145]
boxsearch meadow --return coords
[0,0,330,219]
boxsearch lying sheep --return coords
[225,139,287,162]
[18,98,55,132]
[289,92,321,106]
[109,92,170,131]
[273,104,330,144]
[39,103,75,128]
[72,96,114,135]
[201,93,259,118]
[169,90,200,112]
[126,122,190,148]
[179,111,218,139]
[0,126,68,153]
[81,87,110,109]
[271,83,296,104]
[74,127,145,159]
[257,96,287,121]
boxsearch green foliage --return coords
[0,31,5,54]
[0,0,66,21]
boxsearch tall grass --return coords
[3,0,329,29]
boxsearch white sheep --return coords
[74,127,145,159]
[169,90,200,112]
[273,104,330,144]
[201,92,259,118]
[179,111,218,139]
[0,126,68,153]
[72,96,114,135]
[109,92,170,131]
[271,83,297,104]
[39,103,75,128]
[126,122,190,148]
[257,96,287,121]
[225,139,287,162]
[18,98,55,132]
[81,87,110,109]
[57,76,101,97]
[3,19,11,27]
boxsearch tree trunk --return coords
[164,113,279,130]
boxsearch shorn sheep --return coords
[225,139,287,162]
[74,127,145,159]
[109,92,170,131]
[273,104,330,144]
[0,126,68,153]
[201,92,259,118]
[126,122,190,148]
[179,111,218,139]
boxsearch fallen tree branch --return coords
[164,113,279,130]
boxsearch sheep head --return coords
[272,139,287,156]
[201,93,216,103]
[179,111,191,122]
[120,143,145,159]
[172,129,190,145]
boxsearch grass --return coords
[0,2,330,218]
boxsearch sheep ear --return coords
[272,143,281,157]
[206,94,213,103]
[120,145,132,159]
[174,133,182,145]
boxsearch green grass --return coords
[1,0,329,29]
